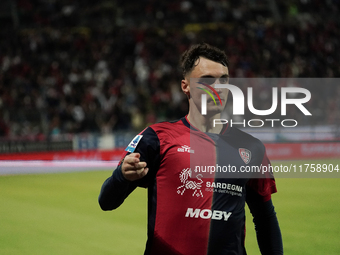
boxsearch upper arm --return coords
[247,148,277,201]
[132,127,161,187]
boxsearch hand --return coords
[121,153,149,181]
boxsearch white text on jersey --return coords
[185,208,232,221]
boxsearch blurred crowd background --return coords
[0,0,340,139]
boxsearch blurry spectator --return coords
[0,0,339,138]
[0,110,9,137]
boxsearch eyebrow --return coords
[200,74,229,78]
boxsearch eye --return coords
[198,78,216,85]
[219,77,229,84]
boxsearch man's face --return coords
[182,57,229,115]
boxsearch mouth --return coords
[207,98,224,105]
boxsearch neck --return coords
[187,112,223,133]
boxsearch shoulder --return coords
[222,126,266,165]
[227,126,265,149]
[147,118,188,137]
[148,118,186,131]
[138,118,187,144]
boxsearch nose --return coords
[212,83,223,94]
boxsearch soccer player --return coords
[99,43,283,255]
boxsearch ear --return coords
[181,78,190,97]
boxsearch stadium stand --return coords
[0,0,339,139]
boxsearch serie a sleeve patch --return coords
[125,135,143,153]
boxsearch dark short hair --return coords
[180,43,229,77]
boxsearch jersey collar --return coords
[181,115,230,135]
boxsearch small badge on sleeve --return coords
[125,135,143,153]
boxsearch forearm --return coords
[252,199,283,255]
[98,165,136,211]
[247,189,283,255]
